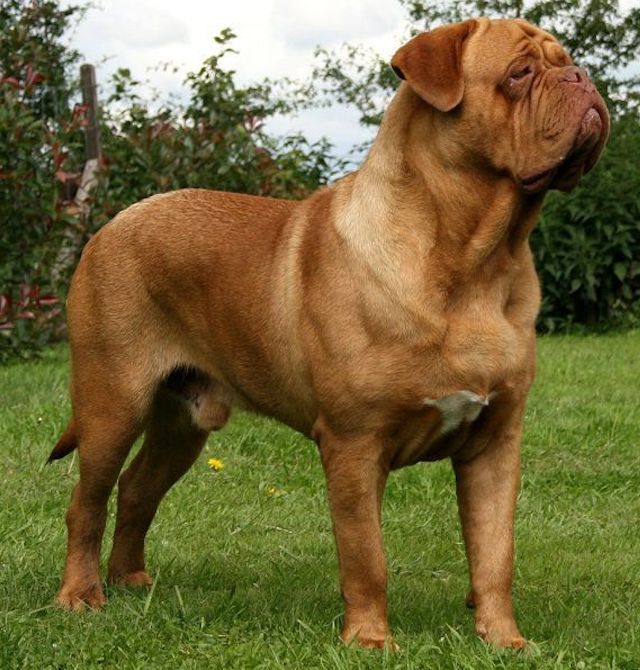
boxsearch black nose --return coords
[559,66,589,84]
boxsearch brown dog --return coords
[49,18,609,649]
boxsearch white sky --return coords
[66,0,640,159]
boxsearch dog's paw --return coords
[475,619,527,649]
[343,634,399,651]
[108,570,153,588]
[341,624,398,651]
[56,583,107,611]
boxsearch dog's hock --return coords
[424,390,496,436]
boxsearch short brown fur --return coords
[51,18,609,649]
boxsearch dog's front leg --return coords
[317,429,392,649]
[452,402,527,649]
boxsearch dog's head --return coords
[391,18,610,193]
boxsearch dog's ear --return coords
[390,20,477,112]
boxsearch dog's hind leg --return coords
[56,383,147,610]
[107,382,225,587]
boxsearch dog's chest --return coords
[444,300,527,380]
[310,267,535,453]
[390,389,496,467]
[424,390,495,434]
[383,310,532,464]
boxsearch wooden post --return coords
[75,63,101,219]
[52,64,102,287]
[80,63,101,161]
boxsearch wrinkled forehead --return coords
[464,18,571,76]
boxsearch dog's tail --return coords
[48,419,78,463]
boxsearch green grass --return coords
[1,333,639,669]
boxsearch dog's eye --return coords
[509,65,533,82]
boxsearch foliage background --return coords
[1,0,639,361]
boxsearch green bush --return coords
[0,74,85,287]
[0,69,84,361]
[92,33,343,227]
[0,1,85,360]
[0,284,63,364]
[533,113,640,331]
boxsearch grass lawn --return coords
[1,333,639,669]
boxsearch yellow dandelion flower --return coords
[265,485,286,497]
[207,458,224,471]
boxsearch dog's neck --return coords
[334,83,544,278]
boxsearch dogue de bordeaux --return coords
[49,17,609,649]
